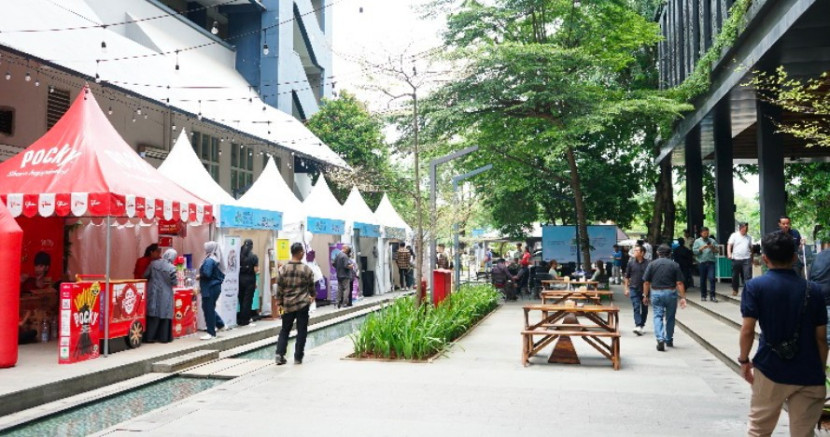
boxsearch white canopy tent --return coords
[343,187,383,296]
[303,176,348,302]
[159,130,283,322]
[237,157,305,238]
[374,194,413,294]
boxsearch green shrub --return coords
[350,284,500,360]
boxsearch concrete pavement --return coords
[94,289,788,437]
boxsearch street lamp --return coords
[451,164,492,286]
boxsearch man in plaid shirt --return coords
[275,242,315,365]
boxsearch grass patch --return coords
[350,284,500,360]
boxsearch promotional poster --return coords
[59,282,101,364]
[217,235,240,328]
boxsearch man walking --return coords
[395,245,411,290]
[334,245,355,308]
[624,246,649,336]
[611,245,623,285]
[693,227,719,302]
[672,237,695,290]
[727,222,754,297]
[739,231,827,436]
[643,245,687,351]
[779,216,805,277]
[809,248,830,345]
[275,243,316,365]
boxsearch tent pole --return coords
[104,215,111,357]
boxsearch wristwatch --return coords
[737,356,750,365]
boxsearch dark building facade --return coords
[657,0,830,240]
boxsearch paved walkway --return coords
[95,288,788,437]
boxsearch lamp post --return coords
[451,164,492,286]
[429,146,479,299]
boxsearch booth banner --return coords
[354,222,380,238]
[108,281,147,339]
[383,226,406,241]
[18,216,64,286]
[173,288,197,338]
[308,217,345,235]
[217,205,282,231]
[217,235,241,328]
[59,282,101,364]
[541,225,618,264]
[328,243,359,302]
[276,238,291,261]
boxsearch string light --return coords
[49,85,55,93]
[262,29,269,55]
[211,21,219,35]
[24,72,31,82]
[108,106,113,115]
[5,72,10,80]
[175,50,180,71]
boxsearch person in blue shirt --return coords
[611,245,623,285]
[739,231,827,436]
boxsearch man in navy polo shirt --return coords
[739,231,827,436]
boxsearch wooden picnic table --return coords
[540,289,614,305]
[521,303,620,370]
[540,279,599,291]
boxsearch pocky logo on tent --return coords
[20,144,81,169]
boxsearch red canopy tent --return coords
[0,87,211,223]
[0,86,212,356]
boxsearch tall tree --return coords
[428,0,687,270]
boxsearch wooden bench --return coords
[541,290,615,305]
[522,304,621,370]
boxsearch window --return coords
[231,144,254,196]
[46,88,71,129]
[0,108,13,135]
[191,131,220,182]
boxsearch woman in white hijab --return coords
[143,248,178,343]
[199,242,226,340]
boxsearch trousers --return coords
[337,277,352,307]
[747,369,825,437]
[275,305,310,360]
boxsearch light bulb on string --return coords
[34,79,40,87]
[175,50,180,71]
[211,21,219,35]
[4,72,10,80]
[132,116,136,123]
[136,108,142,115]
[262,44,269,56]
[49,85,55,93]
[143,113,148,119]
[101,40,107,53]
[172,123,177,131]
[24,72,31,82]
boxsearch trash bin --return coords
[433,269,452,306]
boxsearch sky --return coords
[331,0,445,111]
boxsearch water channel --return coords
[4,313,368,436]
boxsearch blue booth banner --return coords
[354,222,381,238]
[308,216,345,235]
[217,205,282,231]
[541,225,617,264]
[383,226,407,240]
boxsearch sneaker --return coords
[732,290,738,297]
[633,327,643,336]
[639,326,646,334]
[701,297,707,302]
[666,340,674,348]
[710,297,719,303]
[248,323,256,328]
[656,341,666,352]
[200,334,215,341]
[294,358,303,365]
[275,355,287,365]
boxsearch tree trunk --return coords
[659,156,676,243]
[565,146,591,272]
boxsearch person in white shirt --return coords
[727,222,753,296]
[642,239,653,261]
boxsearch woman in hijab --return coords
[200,242,226,340]
[237,239,259,327]
[143,248,178,343]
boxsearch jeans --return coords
[398,268,409,288]
[698,261,716,299]
[826,306,830,346]
[628,287,648,328]
[680,265,694,289]
[731,258,752,292]
[612,265,622,283]
[650,289,678,343]
[201,290,224,337]
[237,274,256,326]
[276,305,310,361]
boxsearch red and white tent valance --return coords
[0,193,212,223]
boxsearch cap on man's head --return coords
[657,244,672,256]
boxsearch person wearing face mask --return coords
[144,248,178,343]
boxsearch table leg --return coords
[547,314,581,365]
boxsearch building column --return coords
[685,124,704,238]
[713,98,735,243]
[757,97,786,236]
